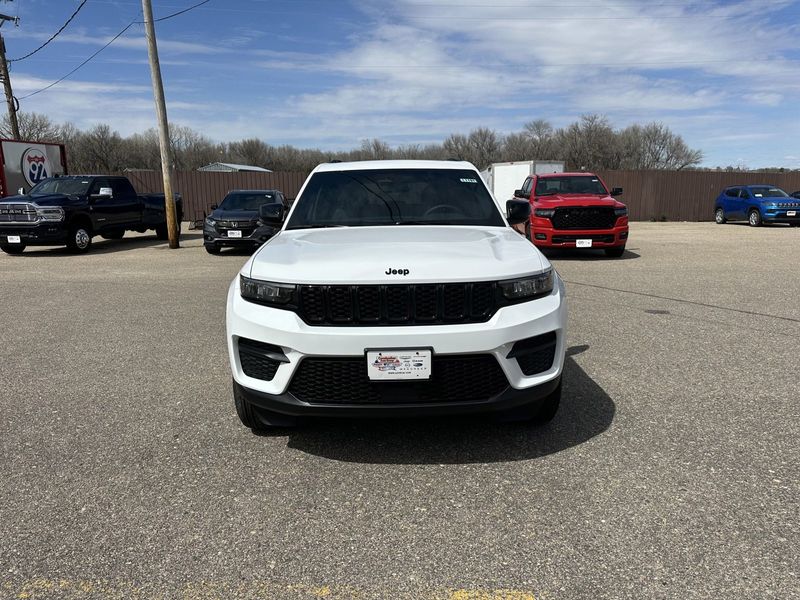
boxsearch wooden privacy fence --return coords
[121,170,307,223]
[119,169,800,223]
[595,170,800,221]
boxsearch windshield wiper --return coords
[395,220,455,225]
[286,224,348,230]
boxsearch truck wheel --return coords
[748,209,762,227]
[205,245,221,255]
[604,245,626,258]
[233,379,296,431]
[67,224,92,253]
[1,243,25,254]
[101,230,124,240]
[715,208,726,224]
[155,224,168,240]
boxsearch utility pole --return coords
[141,0,179,248]
[0,13,20,140]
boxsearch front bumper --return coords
[763,208,800,224]
[0,224,67,246]
[204,223,277,248]
[226,274,567,416]
[530,216,628,248]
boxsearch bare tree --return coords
[1,112,61,141]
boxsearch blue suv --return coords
[714,185,800,227]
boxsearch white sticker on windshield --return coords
[460,178,478,183]
[754,194,763,197]
[592,179,598,182]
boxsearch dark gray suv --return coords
[203,190,288,254]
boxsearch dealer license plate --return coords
[788,211,797,217]
[576,239,592,248]
[227,230,242,238]
[6,235,21,244]
[366,349,432,381]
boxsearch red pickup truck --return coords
[512,172,629,257]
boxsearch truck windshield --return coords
[286,169,504,229]
[219,192,278,210]
[749,187,788,198]
[535,176,608,196]
[29,179,91,196]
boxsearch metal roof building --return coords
[198,162,272,173]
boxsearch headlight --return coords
[614,207,628,217]
[499,269,554,300]
[240,275,296,305]
[534,208,555,218]
[36,206,64,222]
[205,217,216,226]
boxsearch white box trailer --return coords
[480,160,565,202]
[0,139,68,197]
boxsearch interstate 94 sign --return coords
[0,139,67,196]
[21,147,50,186]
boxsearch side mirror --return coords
[210,203,218,210]
[513,189,526,199]
[259,202,285,224]
[506,199,531,225]
[611,187,623,196]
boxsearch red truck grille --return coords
[551,207,616,230]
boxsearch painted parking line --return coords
[2,580,543,600]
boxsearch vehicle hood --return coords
[0,193,85,207]
[536,193,622,208]
[247,226,548,284]
[211,208,259,221]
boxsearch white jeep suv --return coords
[226,160,567,430]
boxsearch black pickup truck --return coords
[0,175,182,254]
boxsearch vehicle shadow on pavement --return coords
[283,349,615,464]
[8,231,203,256]
[541,248,641,261]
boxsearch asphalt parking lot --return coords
[1,222,798,600]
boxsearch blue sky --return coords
[4,0,800,168]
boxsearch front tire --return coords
[495,379,562,424]
[0,243,25,254]
[748,209,762,227]
[233,380,296,432]
[605,245,626,258]
[715,208,726,224]
[205,245,221,255]
[66,224,92,253]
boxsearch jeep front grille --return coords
[297,282,497,326]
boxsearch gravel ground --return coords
[0,222,797,600]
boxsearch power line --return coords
[136,0,211,23]
[17,0,211,100]
[18,22,134,99]
[9,0,89,63]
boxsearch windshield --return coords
[535,176,608,196]
[29,178,91,196]
[749,186,788,198]
[219,192,278,211]
[285,169,504,229]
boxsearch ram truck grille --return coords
[551,207,617,230]
[0,203,37,224]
